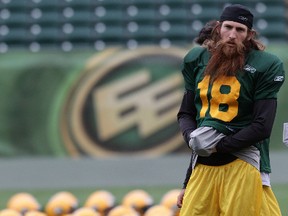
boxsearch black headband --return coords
[220,4,253,29]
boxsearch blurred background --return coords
[0,0,287,215]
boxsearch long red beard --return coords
[204,40,246,82]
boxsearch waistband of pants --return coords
[197,152,237,166]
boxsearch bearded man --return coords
[177,4,285,216]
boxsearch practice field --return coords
[0,152,287,214]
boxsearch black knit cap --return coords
[220,4,254,29]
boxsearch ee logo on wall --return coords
[61,46,187,157]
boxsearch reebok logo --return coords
[243,64,256,73]
[238,16,248,21]
[274,76,284,82]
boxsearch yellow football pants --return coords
[180,159,262,216]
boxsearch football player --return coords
[177,4,285,215]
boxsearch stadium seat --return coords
[62,25,92,42]
[27,10,60,26]
[187,5,220,22]
[256,21,287,39]
[0,27,27,44]
[125,0,156,5]
[60,9,91,24]
[124,24,158,43]
[91,0,122,11]
[254,3,285,20]
[27,0,59,9]
[123,6,156,23]
[158,22,190,38]
[156,6,187,21]
[0,0,27,10]
[91,8,123,24]
[58,0,91,9]
[91,24,123,44]
[27,25,59,43]
[0,10,28,27]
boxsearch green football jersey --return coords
[181,46,285,135]
[181,46,285,173]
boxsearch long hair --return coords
[203,22,265,83]
[194,20,218,45]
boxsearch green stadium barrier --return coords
[0,51,94,156]
[0,44,287,157]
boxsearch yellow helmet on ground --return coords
[45,191,78,216]
[6,193,41,214]
[160,189,181,216]
[0,209,22,216]
[24,210,47,216]
[143,205,173,216]
[122,190,153,215]
[107,206,139,216]
[72,207,100,216]
[84,190,115,215]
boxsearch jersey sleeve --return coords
[181,47,206,91]
[254,54,285,100]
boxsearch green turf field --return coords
[0,183,287,215]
